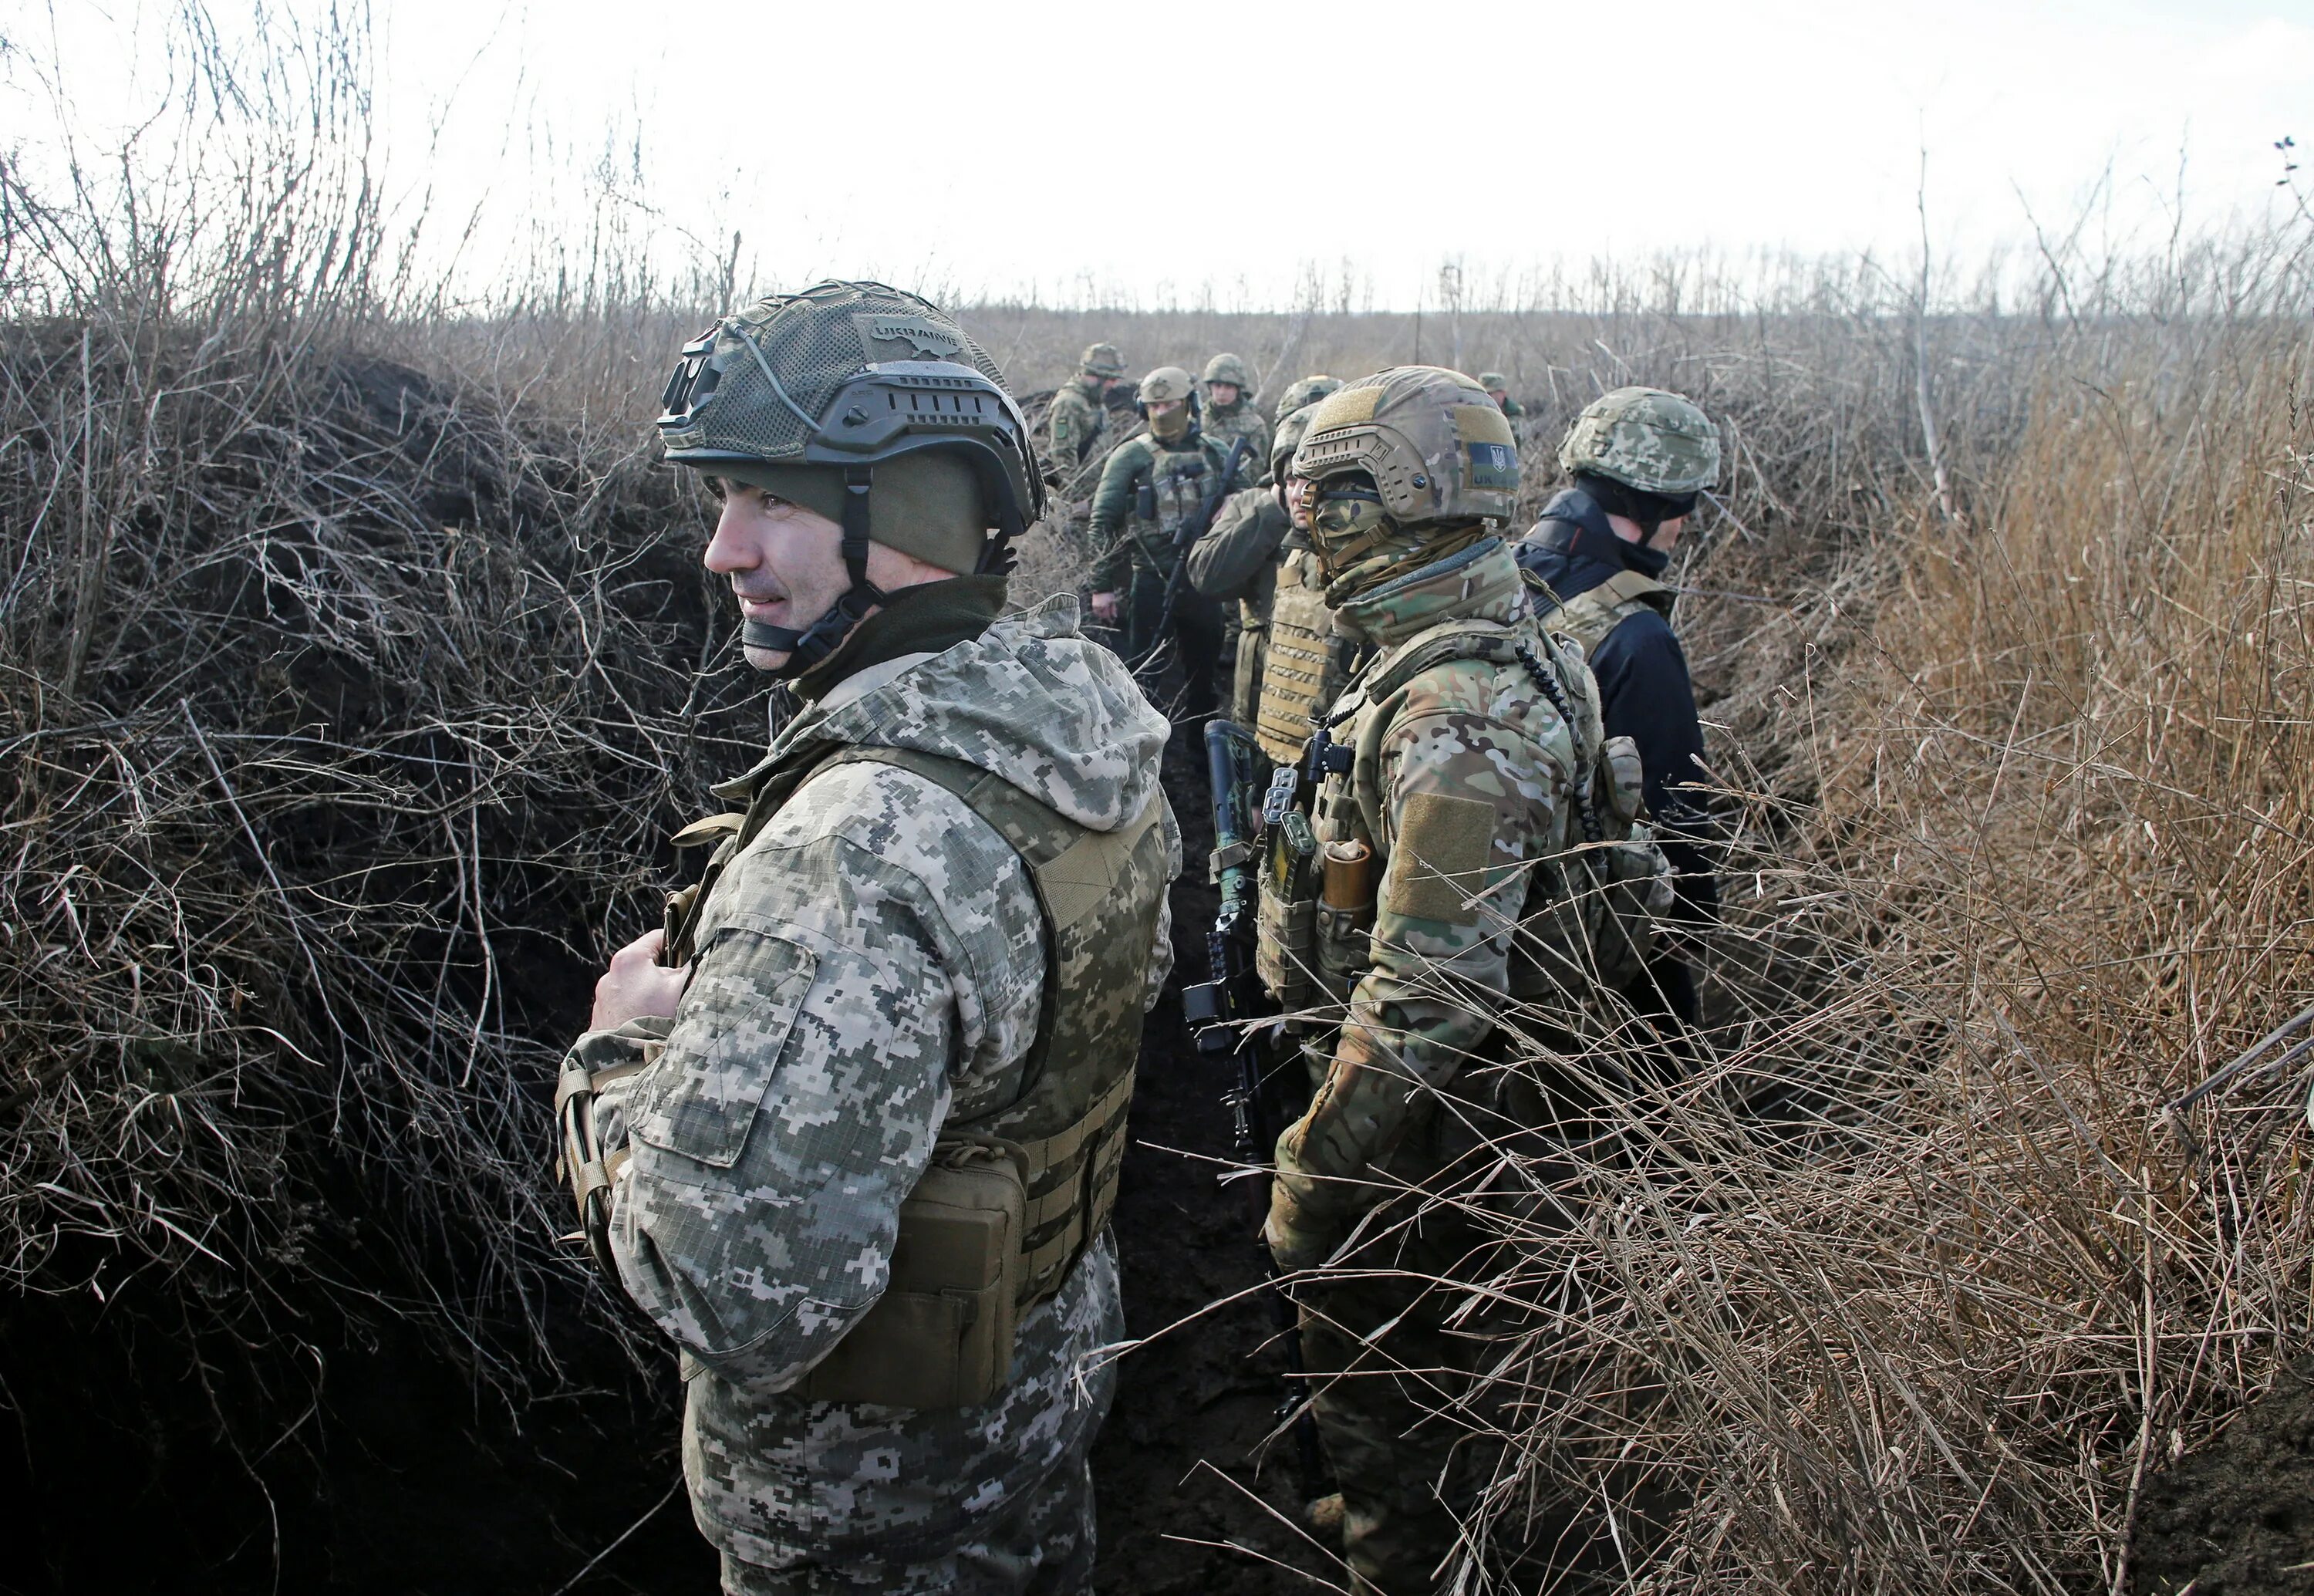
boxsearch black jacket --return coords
[1516,488,1721,925]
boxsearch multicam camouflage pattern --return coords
[572,597,1177,1586]
[1260,537,1664,1593]
[1088,430,1257,592]
[1273,374,1343,420]
[1079,342,1125,379]
[1557,385,1720,495]
[1294,366,1518,531]
[1045,373,1109,495]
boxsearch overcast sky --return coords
[14,0,2314,308]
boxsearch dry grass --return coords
[5,8,2313,1585]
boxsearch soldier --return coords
[553,282,1180,1596]
[1516,386,1722,1038]
[1479,370,1523,419]
[1184,375,1343,741]
[1088,365,1257,716]
[1047,342,1127,499]
[1200,352,1273,469]
[1259,366,1668,1594]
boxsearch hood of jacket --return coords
[1331,536,1528,650]
[718,595,1169,833]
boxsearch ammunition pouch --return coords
[555,1048,654,1282]
[801,1065,1135,1409]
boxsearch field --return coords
[5,21,2314,1591]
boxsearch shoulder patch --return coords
[1381,791,1496,926]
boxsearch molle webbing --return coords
[1533,567,1672,660]
[815,745,1163,1307]
[1255,553,1346,765]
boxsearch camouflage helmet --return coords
[1137,366,1197,407]
[1478,371,1511,392]
[1293,365,1518,531]
[1557,386,1720,495]
[656,281,1042,673]
[1273,374,1342,420]
[1081,342,1125,379]
[1201,352,1254,392]
[1269,403,1318,477]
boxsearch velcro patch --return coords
[1308,386,1382,430]
[1465,440,1516,490]
[1381,791,1497,925]
[856,312,966,363]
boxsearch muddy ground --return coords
[2134,1358,2314,1595]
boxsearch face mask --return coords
[1310,482,1391,575]
[1147,403,1190,441]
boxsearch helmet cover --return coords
[1557,386,1720,495]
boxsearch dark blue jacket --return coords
[1516,488,1721,926]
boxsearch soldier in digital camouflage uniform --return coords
[1184,375,1341,736]
[1088,365,1257,716]
[555,282,1179,1596]
[1046,342,1126,500]
[1479,371,1523,419]
[1516,386,1722,1045]
[1257,366,1670,1594]
[1199,352,1273,474]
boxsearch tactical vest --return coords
[1127,435,1232,570]
[649,737,1167,1407]
[1255,613,1665,1017]
[1254,544,1353,765]
[1530,566,1672,663]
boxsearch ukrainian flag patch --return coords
[1466,440,1516,490]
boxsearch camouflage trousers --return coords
[1298,1200,1500,1596]
[717,1454,1095,1596]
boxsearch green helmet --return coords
[1273,374,1341,420]
[1201,352,1254,392]
[1478,371,1510,391]
[1269,404,1317,478]
[1081,342,1125,379]
[656,280,1043,675]
[1137,366,1197,407]
[1557,386,1720,495]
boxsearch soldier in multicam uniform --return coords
[1479,370,1523,419]
[1184,375,1342,740]
[1257,366,1669,1594]
[1088,365,1257,715]
[1199,352,1272,470]
[1516,386,1723,1041]
[554,282,1179,1596]
[1046,342,1126,499]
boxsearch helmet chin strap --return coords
[740,467,891,679]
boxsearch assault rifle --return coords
[1181,716,1325,1491]
[1132,433,1252,684]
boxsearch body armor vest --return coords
[1127,434,1232,570]
[1530,565,1672,662]
[1254,543,1354,764]
[653,736,1166,1406]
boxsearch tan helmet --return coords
[1201,352,1254,393]
[1292,365,1517,530]
[1137,366,1197,407]
[1273,374,1341,420]
[1557,386,1720,494]
[1081,342,1125,379]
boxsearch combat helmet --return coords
[657,280,1042,676]
[1294,366,1517,591]
[1081,342,1125,380]
[1201,352,1255,396]
[1273,374,1342,420]
[1136,365,1202,439]
[1478,371,1511,392]
[1557,386,1719,496]
[1269,404,1318,481]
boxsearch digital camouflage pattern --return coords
[1200,352,1254,391]
[1557,385,1720,494]
[1202,396,1272,484]
[572,598,1178,1591]
[1273,374,1343,419]
[1088,430,1257,592]
[1263,537,1664,1594]
[1079,342,1125,379]
[1045,374,1110,498]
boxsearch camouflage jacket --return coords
[1045,375,1108,497]
[1203,399,1273,482]
[1089,429,1257,592]
[571,597,1179,1568]
[1270,538,1594,1234]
